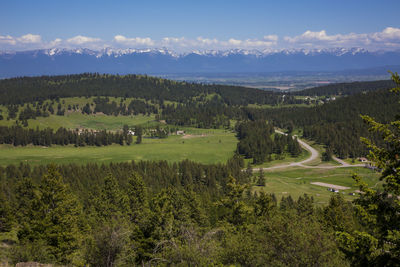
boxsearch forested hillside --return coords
[247,88,400,158]
[0,160,350,265]
[0,73,399,266]
[0,73,299,106]
[1,74,399,160]
[294,79,394,96]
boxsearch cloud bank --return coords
[1,27,399,52]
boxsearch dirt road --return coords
[254,130,364,171]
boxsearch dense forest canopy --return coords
[0,160,351,265]
[293,79,394,96]
[0,73,400,265]
[0,74,394,107]
[0,73,291,106]
[246,88,400,158]
[1,74,399,160]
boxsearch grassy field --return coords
[0,112,156,131]
[247,103,315,109]
[246,149,310,168]
[0,96,161,130]
[252,166,381,205]
[0,128,237,166]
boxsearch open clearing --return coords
[0,113,157,131]
[0,129,236,166]
[252,166,380,205]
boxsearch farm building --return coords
[358,157,368,162]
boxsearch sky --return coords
[1,0,400,52]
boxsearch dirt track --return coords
[254,130,364,171]
[310,182,350,190]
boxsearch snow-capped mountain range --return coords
[1,47,399,78]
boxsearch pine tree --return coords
[126,134,133,145]
[337,72,400,266]
[257,169,266,186]
[254,192,276,217]
[126,172,148,224]
[135,126,143,144]
[322,146,333,161]
[245,162,253,179]
[14,177,41,241]
[0,190,13,232]
[38,165,85,265]
[96,173,128,221]
[219,176,250,226]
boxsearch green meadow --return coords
[252,166,381,205]
[0,129,237,166]
[0,112,156,131]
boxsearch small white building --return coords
[127,130,135,136]
[176,130,185,135]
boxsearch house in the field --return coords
[358,157,368,162]
[176,130,185,135]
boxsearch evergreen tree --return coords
[218,176,250,226]
[126,134,133,145]
[337,72,400,266]
[254,192,276,218]
[135,126,143,144]
[0,190,13,232]
[126,172,148,224]
[322,146,333,161]
[245,162,253,179]
[96,173,128,221]
[257,169,266,186]
[323,194,355,232]
[14,177,41,242]
[38,165,85,265]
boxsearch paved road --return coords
[254,130,364,171]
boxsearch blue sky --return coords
[1,0,400,51]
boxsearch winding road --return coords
[254,130,364,171]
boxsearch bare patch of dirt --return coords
[182,134,208,139]
[310,182,350,190]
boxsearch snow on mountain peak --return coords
[1,47,374,59]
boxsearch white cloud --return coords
[48,38,62,47]
[1,28,399,52]
[67,35,101,45]
[283,27,400,50]
[228,38,242,46]
[17,34,41,43]
[157,36,277,51]
[0,35,16,45]
[162,37,185,43]
[196,37,219,46]
[113,35,154,46]
[371,27,400,42]
[264,35,278,42]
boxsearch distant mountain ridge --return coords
[1,47,400,78]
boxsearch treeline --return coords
[248,88,400,158]
[0,126,133,146]
[0,73,296,106]
[93,97,158,116]
[294,79,394,96]
[0,160,354,266]
[4,104,51,121]
[161,96,239,128]
[236,120,301,164]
